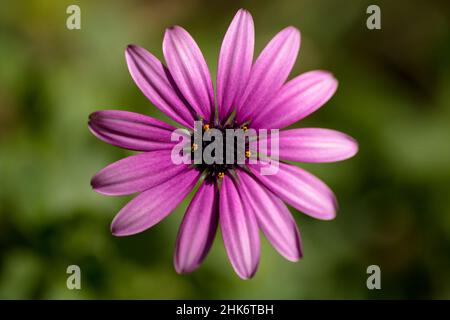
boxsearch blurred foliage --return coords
[1,0,450,299]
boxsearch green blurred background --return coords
[1,0,450,299]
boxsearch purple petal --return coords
[174,181,218,273]
[249,161,337,220]
[220,175,260,279]
[260,128,358,163]
[111,169,200,236]
[217,9,254,122]
[91,150,189,196]
[88,110,177,151]
[238,171,302,261]
[163,26,214,121]
[125,45,195,128]
[251,70,338,129]
[236,27,300,124]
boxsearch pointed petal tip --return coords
[284,252,302,262]
[314,70,339,87]
[348,136,359,158]
[110,215,141,237]
[88,111,96,121]
[174,262,198,275]
[89,172,119,196]
[111,230,122,237]
[110,229,131,237]
[324,76,338,96]
[233,8,254,25]
[110,216,121,236]
[88,110,108,123]
[285,239,303,262]
[125,45,145,65]
[327,74,339,90]
[126,44,137,51]
[235,8,251,17]
[315,69,335,77]
[90,174,104,194]
[90,176,96,189]
[285,25,300,33]
[163,26,181,43]
[276,26,301,51]
[125,44,142,58]
[284,26,301,40]
[278,238,303,262]
[164,25,182,35]
[230,249,260,280]
[281,229,303,262]
[319,195,338,220]
[335,134,359,161]
[110,223,127,237]
[235,268,257,280]
[320,206,338,221]
[174,235,209,274]
[174,263,188,274]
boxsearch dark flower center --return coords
[190,120,251,181]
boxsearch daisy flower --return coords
[89,9,358,279]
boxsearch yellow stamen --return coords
[191,143,198,151]
[245,150,251,158]
[242,125,248,132]
[203,124,210,131]
[218,172,225,179]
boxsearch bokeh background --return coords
[1,0,450,299]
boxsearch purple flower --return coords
[89,9,358,279]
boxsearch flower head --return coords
[89,9,358,279]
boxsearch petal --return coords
[88,110,177,151]
[249,160,337,220]
[91,150,189,196]
[236,27,300,124]
[238,171,302,261]
[163,26,214,121]
[260,128,358,163]
[220,175,260,279]
[251,70,338,129]
[174,181,219,273]
[125,45,196,128]
[111,169,200,236]
[217,9,254,122]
